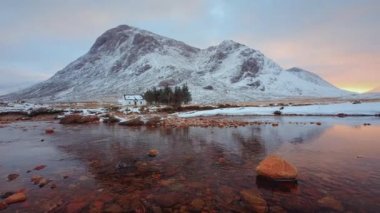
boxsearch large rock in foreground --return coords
[256,155,297,181]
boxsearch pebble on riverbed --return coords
[45,128,54,134]
[30,176,50,187]
[318,196,344,212]
[7,173,19,181]
[34,165,47,171]
[0,202,7,210]
[190,198,205,211]
[31,175,43,184]
[240,189,268,213]
[148,149,159,157]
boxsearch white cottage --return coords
[119,95,146,106]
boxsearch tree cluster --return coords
[143,85,192,106]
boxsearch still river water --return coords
[0,116,379,212]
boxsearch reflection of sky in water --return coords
[0,117,379,211]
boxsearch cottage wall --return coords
[119,95,146,106]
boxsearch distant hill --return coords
[369,86,380,93]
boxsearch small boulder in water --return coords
[0,192,14,199]
[4,192,27,204]
[146,116,161,126]
[31,175,43,184]
[318,196,344,212]
[0,202,7,210]
[190,198,205,211]
[38,178,50,187]
[45,128,54,134]
[102,114,120,124]
[7,173,19,181]
[256,155,297,181]
[240,189,268,213]
[148,149,159,157]
[34,165,47,171]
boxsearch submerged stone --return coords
[7,173,19,181]
[148,149,159,157]
[0,201,7,210]
[4,192,27,204]
[240,189,268,213]
[256,155,297,181]
[45,128,54,134]
[190,198,205,210]
[318,196,344,212]
[34,165,47,171]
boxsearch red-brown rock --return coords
[0,202,7,210]
[190,198,205,210]
[256,155,297,180]
[148,149,159,157]
[318,196,344,212]
[66,200,88,213]
[45,128,54,134]
[146,116,161,126]
[4,192,27,204]
[34,165,47,170]
[7,173,19,181]
[89,200,104,213]
[31,175,43,184]
[152,192,181,208]
[240,189,268,213]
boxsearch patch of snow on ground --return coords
[0,102,51,114]
[177,102,380,117]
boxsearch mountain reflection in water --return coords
[0,117,379,212]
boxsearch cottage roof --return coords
[124,95,144,100]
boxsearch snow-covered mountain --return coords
[1,25,350,103]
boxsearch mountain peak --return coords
[114,24,132,30]
[218,40,243,48]
[220,39,240,45]
[286,67,305,72]
[88,24,163,55]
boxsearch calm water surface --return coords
[0,117,379,212]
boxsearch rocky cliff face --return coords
[1,25,350,103]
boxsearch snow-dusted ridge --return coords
[1,24,352,103]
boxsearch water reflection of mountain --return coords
[57,122,331,160]
[50,123,334,210]
[56,123,330,179]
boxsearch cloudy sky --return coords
[0,0,379,95]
